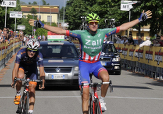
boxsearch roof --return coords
[21,5,59,14]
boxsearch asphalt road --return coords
[0,57,163,114]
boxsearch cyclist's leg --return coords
[92,61,109,97]
[28,69,38,113]
[79,61,91,114]
[14,67,25,105]
[92,61,109,111]
[16,67,25,92]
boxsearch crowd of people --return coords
[114,34,163,48]
[0,28,25,44]
[0,27,47,47]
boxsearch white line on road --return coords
[0,96,163,100]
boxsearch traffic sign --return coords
[10,11,22,18]
[17,25,25,30]
[1,0,16,7]
[120,1,140,11]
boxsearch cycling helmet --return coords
[26,39,40,51]
[86,13,100,22]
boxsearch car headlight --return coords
[112,57,120,62]
[74,66,79,71]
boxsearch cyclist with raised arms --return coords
[29,10,152,114]
[11,39,45,114]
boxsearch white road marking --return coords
[0,96,163,100]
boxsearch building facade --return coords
[21,5,59,24]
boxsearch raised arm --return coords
[119,10,152,31]
[29,19,67,35]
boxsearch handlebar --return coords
[13,77,42,87]
[80,80,113,95]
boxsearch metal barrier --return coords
[0,39,21,71]
[115,43,163,80]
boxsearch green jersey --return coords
[66,27,120,63]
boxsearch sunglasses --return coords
[27,48,37,52]
[89,21,99,25]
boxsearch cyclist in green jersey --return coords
[29,10,152,114]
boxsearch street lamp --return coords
[50,6,51,26]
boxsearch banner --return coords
[115,43,163,68]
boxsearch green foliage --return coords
[35,28,47,36]
[130,0,163,36]
[32,1,37,5]
[42,0,49,5]
[30,8,37,14]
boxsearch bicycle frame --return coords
[81,74,113,114]
[14,77,42,114]
[90,83,103,114]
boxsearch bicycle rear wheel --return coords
[93,98,102,114]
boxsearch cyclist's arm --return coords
[44,25,67,35]
[39,66,45,84]
[119,10,152,31]
[119,19,139,31]
[12,63,19,83]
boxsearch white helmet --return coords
[26,39,40,50]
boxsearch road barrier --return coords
[115,43,163,80]
[0,39,21,71]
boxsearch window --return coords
[47,16,52,22]
[39,45,78,58]
[136,33,144,39]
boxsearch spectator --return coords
[159,35,163,47]
[114,35,122,44]
[42,35,45,41]
[123,35,128,44]
[139,37,151,48]
[0,29,2,34]
[152,39,160,46]
[128,34,134,45]
[137,38,143,45]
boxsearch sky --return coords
[20,0,68,9]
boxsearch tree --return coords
[131,0,163,36]
[32,1,37,5]
[42,0,49,5]
[30,8,37,15]
[20,1,27,5]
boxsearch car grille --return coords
[100,58,111,62]
[44,67,72,73]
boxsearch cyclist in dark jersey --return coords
[29,10,152,114]
[11,39,45,114]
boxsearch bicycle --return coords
[13,77,42,114]
[81,74,113,114]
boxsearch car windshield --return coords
[39,45,79,58]
[102,44,117,53]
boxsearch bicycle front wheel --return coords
[24,92,29,114]
[93,98,102,114]
[89,94,93,114]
